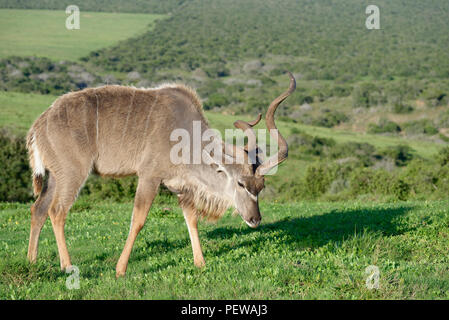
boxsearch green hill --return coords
[0,9,165,60]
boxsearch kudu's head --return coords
[204,72,296,228]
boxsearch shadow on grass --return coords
[206,205,414,253]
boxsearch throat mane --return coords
[177,181,232,221]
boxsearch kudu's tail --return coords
[26,128,45,197]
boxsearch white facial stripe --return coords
[245,188,258,201]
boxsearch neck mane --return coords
[176,177,233,222]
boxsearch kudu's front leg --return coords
[116,177,160,277]
[181,204,205,268]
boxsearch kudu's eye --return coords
[237,180,244,188]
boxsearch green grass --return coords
[0,9,165,60]
[0,92,56,133]
[1,199,448,299]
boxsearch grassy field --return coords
[0,92,56,133]
[0,9,164,60]
[0,199,448,299]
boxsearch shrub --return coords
[311,109,349,128]
[349,168,410,200]
[329,142,377,167]
[352,83,386,108]
[367,119,402,134]
[0,56,101,95]
[402,119,438,136]
[436,110,449,128]
[400,159,438,196]
[203,93,230,109]
[301,96,314,104]
[422,85,448,107]
[437,146,449,167]
[287,132,336,157]
[392,103,414,114]
[390,179,410,201]
[80,176,138,202]
[380,145,414,167]
[203,63,230,78]
[0,130,32,202]
[303,163,335,198]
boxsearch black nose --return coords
[250,216,261,228]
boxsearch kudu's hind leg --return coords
[181,204,205,268]
[116,177,161,278]
[28,173,56,263]
[48,169,89,271]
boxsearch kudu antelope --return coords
[26,72,295,277]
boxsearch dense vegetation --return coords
[0,57,103,95]
[80,0,449,125]
[84,0,449,79]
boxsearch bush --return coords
[367,119,402,134]
[287,132,336,157]
[436,110,449,128]
[400,159,439,196]
[352,83,386,108]
[0,130,32,202]
[380,145,414,167]
[390,179,411,201]
[392,103,414,114]
[311,109,349,128]
[80,176,138,202]
[402,119,438,136]
[0,56,101,95]
[422,85,448,107]
[349,168,410,200]
[437,147,449,167]
[203,63,230,78]
[303,163,335,198]
[329,142,377,167]
[203,93,230,109]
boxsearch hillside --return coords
[0,9,164,60]
[81,0,449,136]
[85,0,449,80]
